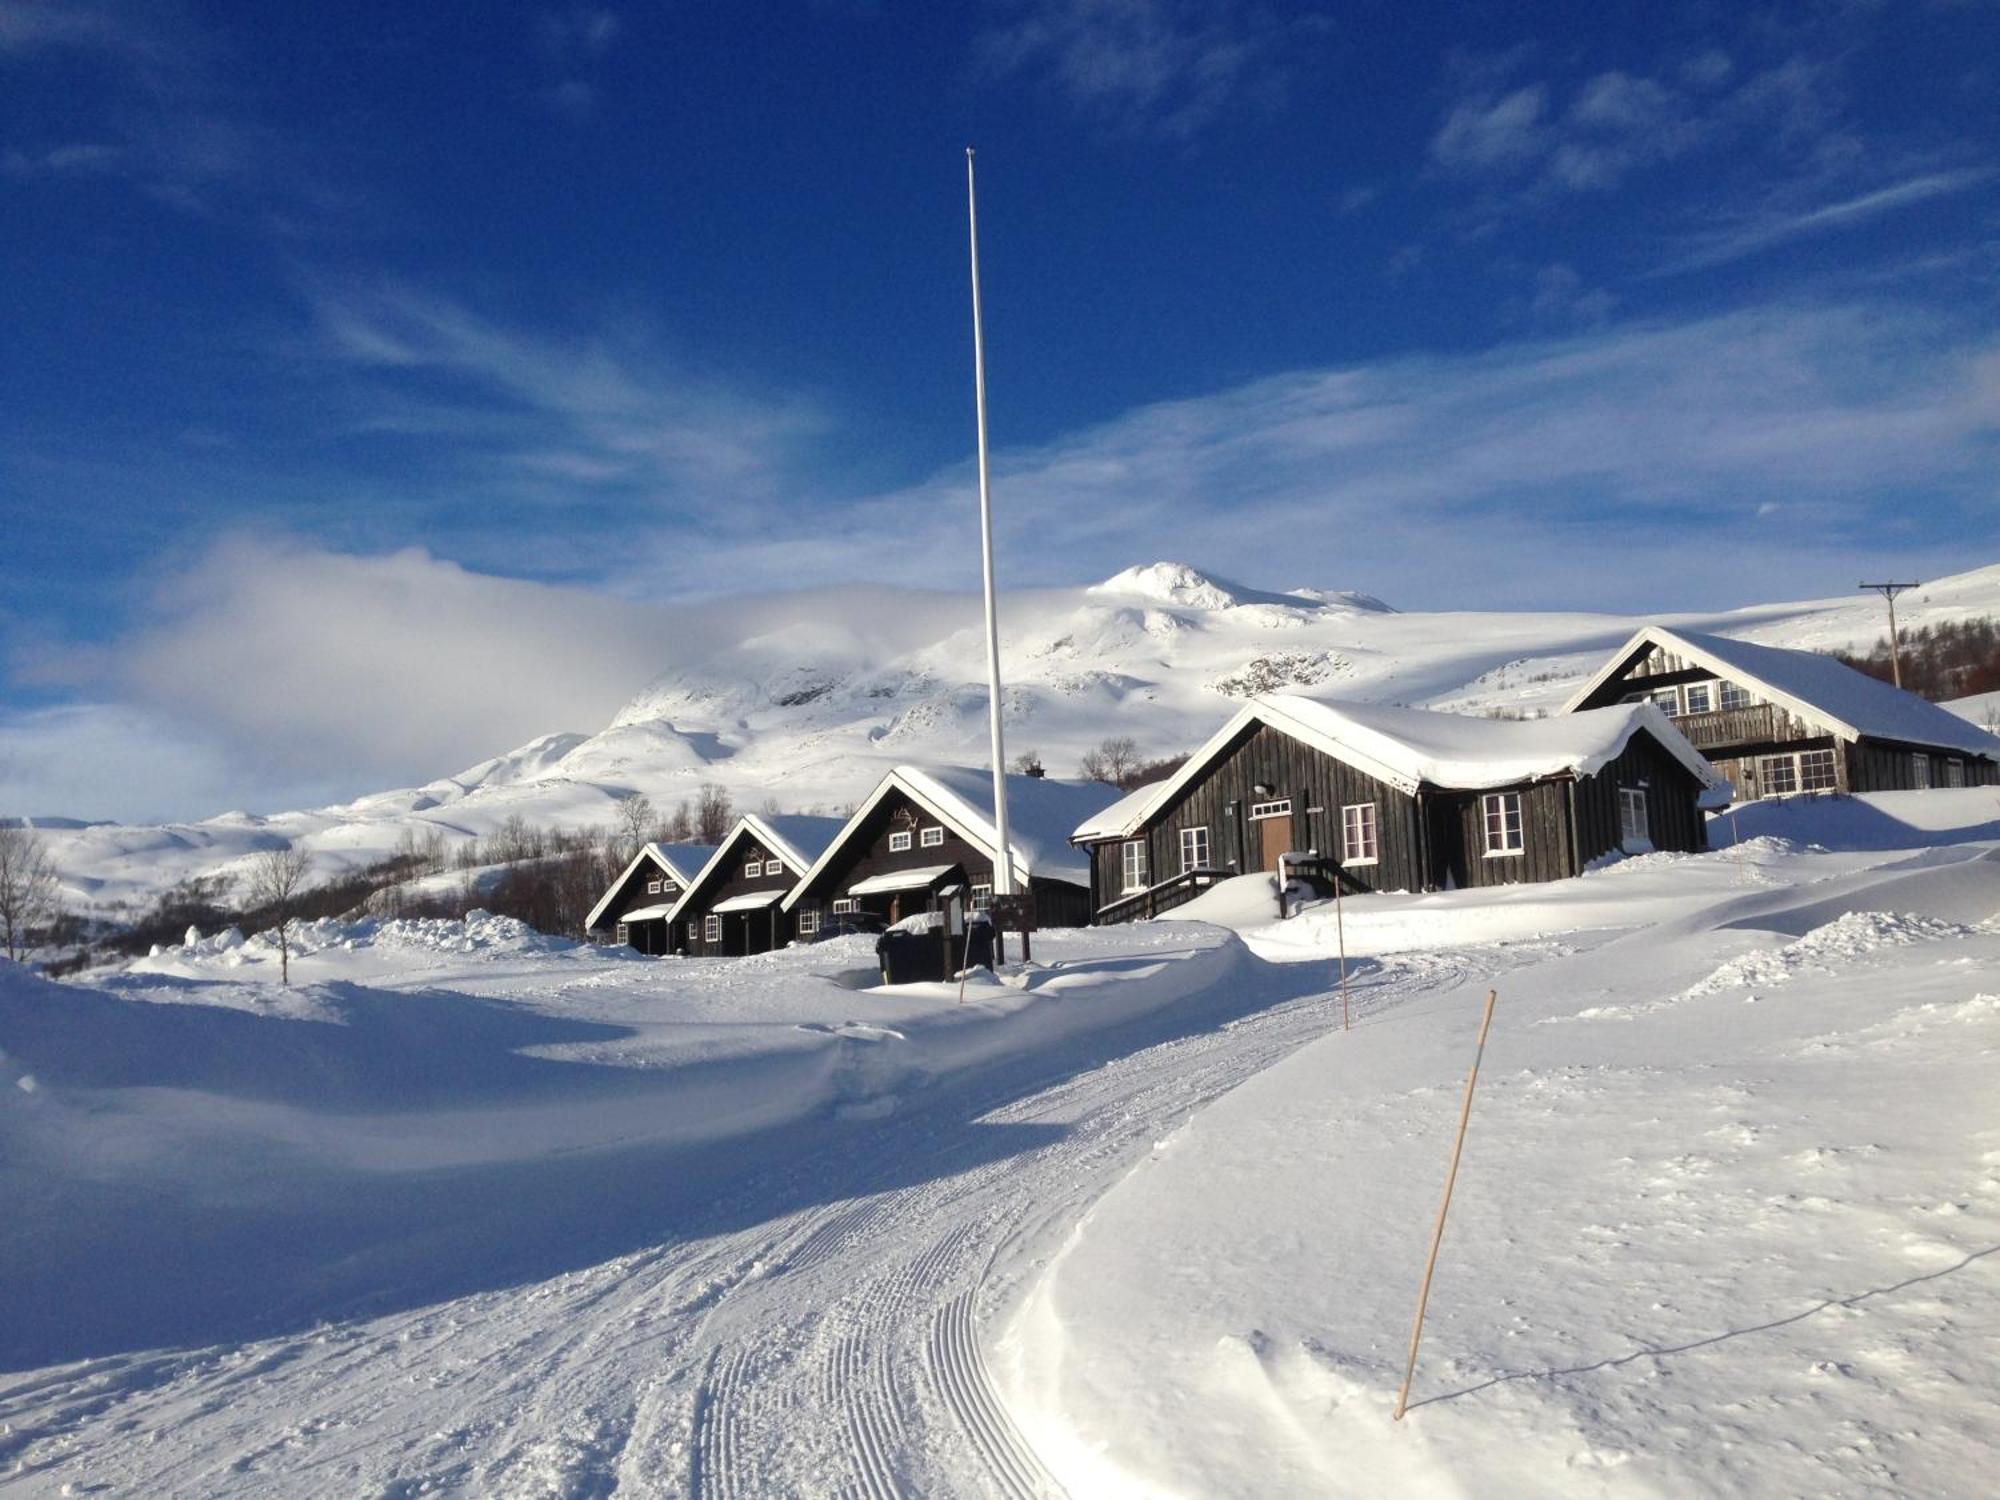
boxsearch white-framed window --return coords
[1912,753,1932,790]
[1248,798,1292,820]
[832,897,859,915]
[1121,839,1149,892]
[1618,787,1650,849]
[970,882,993,911]
[1944,759,1965,788]
[646,877,663,894]
[1718,680,1752,712]
[1648,687,1679,713]
[764,858,782,876]
[744,859,762,878]
[796,908,820,937]
[888,830,913,852]
[920,825,945,848]
[1341,802,1379,865]
[1179,826,1210,872]
[1682,682,1713,714]
[703,913,721,943]
[614,923,630,945]
[1756,749,1837,797]
[1758,754,1798,795]
[1482,792,1523,855]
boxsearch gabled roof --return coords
[584,839,720,930]
[663,812,846,925]
[781,765,1122,909]
[1563,625,2000,759]
[1073,694,1728,843]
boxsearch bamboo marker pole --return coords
[1393,987,1499,1422]
[1334,874,1351,1032]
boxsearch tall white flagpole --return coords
[966,147,1016,900]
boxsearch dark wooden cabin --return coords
[1565,626,2000,800]
[1072,695,1727,924]
[782,765,1122,933]
[584,840,718,954]
[664,814,846,957]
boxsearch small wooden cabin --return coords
[1072,695,1729,923]
[782,766,1122,934]
[1564,626,2000,800]
[584,840,719,954]
[665,813,847,957]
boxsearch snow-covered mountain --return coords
[31,559,2000,917]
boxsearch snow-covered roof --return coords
[847,864,958,896]
[664,813,847,925]
[1073,695,1727,842]
[782,766,1122,909]
[1072,780,1174,842]
[618,902,676,922]
[712,889,786,913]
[584,839,720,931]
[1563,626,2000,759]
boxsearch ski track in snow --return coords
[0,944,1510,1498]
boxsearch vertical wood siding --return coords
[678,831,803,957]
[793,787,1091,929]
[1087,721,1714,916]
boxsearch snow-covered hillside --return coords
[27,559,2000,918]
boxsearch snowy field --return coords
[4,791,1999,1496]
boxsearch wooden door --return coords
[1258,817,1293,873]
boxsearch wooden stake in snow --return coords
[1393,987,1498,1421]
[1334,873,1351,1032]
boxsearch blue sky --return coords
[2,0,1998,818]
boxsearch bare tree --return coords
[249,845,314,986]
[1009,749,1045,775]
[0,824,60,963]
[695,782,734,844]
[617,793,655,856]
[665,799,695,842]
[1078,736,1140,787]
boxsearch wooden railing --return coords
[1667,702,1786,750]
[1094,867,1227,924]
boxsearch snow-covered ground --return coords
[25,558,2000,921]
[3,790,1997,1495]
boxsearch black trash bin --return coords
[875,927,949,985]
[959,915,995,973]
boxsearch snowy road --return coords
[0,935,1519,1498]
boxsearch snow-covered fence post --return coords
[1394,987,1498,1421]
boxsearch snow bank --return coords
[0,922,1247,1368]
[997,840,2000,1499]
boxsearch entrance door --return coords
[1258,816,1293,873]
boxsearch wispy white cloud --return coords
[625,300,2000,611]
[1661,169,1995,272]
[975,0,1316,138]
[301,279,829,510]
[0,0,336,216]
[1428,51,1846,204]
[535,5,621,117]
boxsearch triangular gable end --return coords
[1561,625,1853,743]
[780,769,1010,912]
[585,841,700,931]
[1067,700,1423,846]
[663,816,798,928]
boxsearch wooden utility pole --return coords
[1858,581,1919,689]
